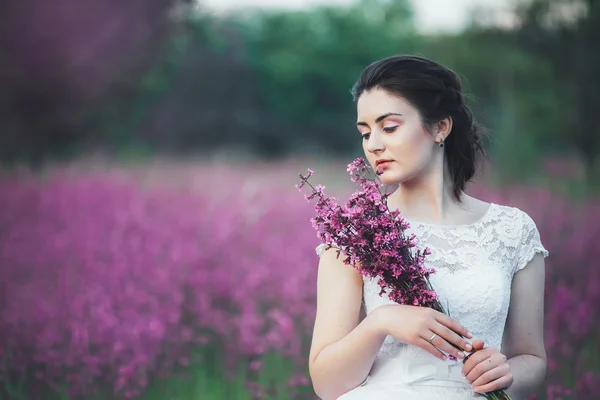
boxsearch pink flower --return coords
[298,157,440,310]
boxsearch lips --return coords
[376,160,393,167]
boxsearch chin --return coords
[377,170,405,186]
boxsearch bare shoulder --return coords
[315,246,363,294]
[463,196,536,223]
[457,195,493,223]
[461,195,491,211]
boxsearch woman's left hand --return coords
[462,339,513,393]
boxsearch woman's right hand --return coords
[373,304,474,361]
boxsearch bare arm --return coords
[308,248,387,400]
[308,247,473,399]
[502,253,547,399]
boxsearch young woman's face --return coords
[356,88,441,186]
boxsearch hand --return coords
[462,340,513,393]
[374,304,473,361]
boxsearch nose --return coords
[365,130,385,154]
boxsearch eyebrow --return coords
[356,112,403,127]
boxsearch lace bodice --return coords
[316,203,548,368]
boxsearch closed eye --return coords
[383,126,398,133]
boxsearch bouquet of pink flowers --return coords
[297,157,510,400]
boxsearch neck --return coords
[387,158,458,223]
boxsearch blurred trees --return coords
[0,0,188,165]
[513,0,600,179]
[241,0,418,156]
[0,0,598,182]
[123,0,419,160]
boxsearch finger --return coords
[466,356,498,384]
[471,364,510,387]
[417,337,447,361]
[471,339,485,350]
[473,374,513,394]
[435,313,472,339]
[461,339,485,365]
[429,326,467,359]
[462,348,493,377]
[431,323,473,355]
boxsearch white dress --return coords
[315,203,549,400]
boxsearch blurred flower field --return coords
[0,157,599,400]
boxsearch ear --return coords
[435,116,453,143]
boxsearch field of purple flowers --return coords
[0,157,598,400]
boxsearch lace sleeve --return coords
[315,243,347,257]
[315,243,326,257]
[515,212,549,273]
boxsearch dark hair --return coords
[351,55,486,201]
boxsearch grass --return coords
[0,348,316,400]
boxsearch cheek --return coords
[390,127,432,164]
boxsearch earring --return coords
[439,140,444,148]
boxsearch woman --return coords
[309,55,548,400]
